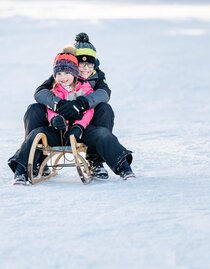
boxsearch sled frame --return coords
[27,133,93,185]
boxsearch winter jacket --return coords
[48,81,94,129]
[34,68,111,111]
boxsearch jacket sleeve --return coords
[34,75,62,110]
[73,108,94,129]
[85,69,111,108]
[47,109,58,124]
[34,75,54,95]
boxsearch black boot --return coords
[13,164,30,185]
[33,154,51,177]
[89,161,109,180]
[117,158,136,180]
[86,152,109,180]
[33,163,51,177]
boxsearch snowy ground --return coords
[1,1,210,269]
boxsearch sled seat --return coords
[27,133,93,185]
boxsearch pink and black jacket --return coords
[47,80,94,129]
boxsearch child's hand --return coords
[58,100,80,119]
[69,124,84,141]
[50,115,67,131]
[58,97,89,119]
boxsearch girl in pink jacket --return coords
[8,49,95,185]
[48,81,94,130]
[48,49,94,140]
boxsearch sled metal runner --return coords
[27,133,93,185]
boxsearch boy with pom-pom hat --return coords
[23,33,131,180]
[59,36,135,180]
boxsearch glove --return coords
[57,96,89,120]
[69,124,84,141]
[57,100,82,119]
[50,115,67,131]
[76,96,89,111]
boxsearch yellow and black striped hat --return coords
[75,33,96,64]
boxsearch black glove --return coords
[57,96,89,120]
[57,100,81,119]
[50,115,67,131]
[76,96,89,111]
[69,124,84,141]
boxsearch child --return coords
[52,43,136,180]
[47,47,94,133]
[24,33,113,180]
[8,47,94,185]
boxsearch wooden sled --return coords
[27,133,93,185]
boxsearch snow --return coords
[1,1,210,20]
[1,1,210,269]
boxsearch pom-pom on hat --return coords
[74,33,96,64]
[53,46,79,78]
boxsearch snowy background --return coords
[1,0,210,268]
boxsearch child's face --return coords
[78,62,94,79]
[55,71,74,87]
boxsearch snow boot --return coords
[13,164,31,186]
[90,161,109,180]
[33,164,51,177]
[118,158,136,180]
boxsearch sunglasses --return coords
[78,62,94,68]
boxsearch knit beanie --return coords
[74,33,96,64]
[53,46,79,78]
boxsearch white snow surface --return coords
[1,1,210,269]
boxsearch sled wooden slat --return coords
[37,144,87,153]
[27,133,93,185]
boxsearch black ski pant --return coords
[8,126,71,173]
[83,125,132,173]
[8,126,132,175]
[23,102,115,163]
